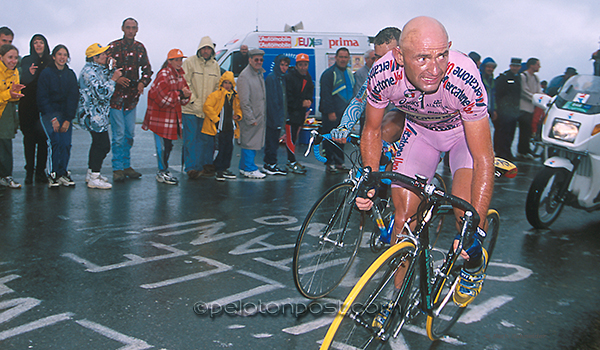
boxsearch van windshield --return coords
[555,75,600,115]
[215,49,227,62]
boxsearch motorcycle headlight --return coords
[549,118,580,143]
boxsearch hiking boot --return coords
[86,169,108,183]
[113,170,126,182]
[326,165,339,174]
[25,172,33,185]
[286,161,306,174]
[156,171,178,185]
[240,169,266,179]
[123,167,142,179]
[48,173,60,188]
[0,176,21,189]
[263,163,287,175]
[453,248,488,307]
[221,170,236,179]
[87,172,112,189]
[58,172,75,187]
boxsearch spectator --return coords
[231,44,249,77]
[181,36,221,179]
[237,48,267,179]
[285,53,313,174]
[494,58,522,161]
[37,44,79,187]
[480,57,497,121]
[468,51,481,69]
[354,49,374,95]
[592,48,600,76]
[0,27,13,45]
[540,80,548,92]
[107,18,153,182]
[263,54,290,176]
[0,44,25,188]
[78,43,123,189]
[142,49,191,185]
[546,67,577,96]
[203,71,242,181]
[18,34,51,184]
[319,47,354,173]
[518,57,542,160]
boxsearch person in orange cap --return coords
[142,49,191,185]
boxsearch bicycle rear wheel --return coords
[426,209,501,340]
[293,182,365,299]
[320,242,416,350]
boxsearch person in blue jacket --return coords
[37,44,79,187]
[263,54,289,176]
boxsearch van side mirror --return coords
[532,93,553,110]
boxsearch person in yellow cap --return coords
[77,43,123,189]
[142,49,191,185]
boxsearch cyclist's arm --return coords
[356,103,385,211]
[332,81,368,142]
[463,117,495,228]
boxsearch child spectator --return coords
[78,43,123,189]
[0,44,25,188]
[142,49,191,185]
[37,44,79,188]
[203,71,242,181]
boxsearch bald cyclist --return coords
[357,16,495,307]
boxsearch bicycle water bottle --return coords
[380,214,394,244]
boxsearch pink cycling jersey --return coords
[367,50,489,179]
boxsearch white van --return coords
[215,31,372,118]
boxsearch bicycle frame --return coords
[343,169,478,342]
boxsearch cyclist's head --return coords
[396,16,451,93]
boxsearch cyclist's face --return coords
[373,40,398,61]
[396,31,450,93]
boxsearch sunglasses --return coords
[253,58,264,62]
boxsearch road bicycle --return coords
[319,168,501,349]
[292,132,449,300]
[292,132,516,301]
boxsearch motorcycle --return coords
[526,74,600,229]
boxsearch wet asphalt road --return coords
[0,125,599,350]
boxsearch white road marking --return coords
[63,242,187,273]
[0,274,20,297]
[282,315,335,335]
[253,215,298,225]
[403,324,466,345]
[140,256,232,289]
[459,295,514,324]
[229,233,295,255]
[190,227,257,246]
[0,297,41,323]
[76,319,153,350]
[0,312,73,341]
[142,218,215,232]
[487,262,533,282]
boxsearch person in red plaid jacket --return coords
[142,49,191,185]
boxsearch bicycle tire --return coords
[426,209,500,340]
[320,242,417,350]
[293,182,365,299]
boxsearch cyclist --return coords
[331,27,404,145]
[356,16,495,308]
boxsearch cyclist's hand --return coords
[331,127,349,144]
[453,227,486,260]
[355,189,376,211]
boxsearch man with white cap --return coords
[237,49,267,179]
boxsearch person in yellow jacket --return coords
[203,71,241,182]
[182,36,221,179]
[0,44,25,188]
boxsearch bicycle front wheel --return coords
[426,209,501,340]
[293,182,366,299]
[320,242,416,350]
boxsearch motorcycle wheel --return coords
[525,167,569,229]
